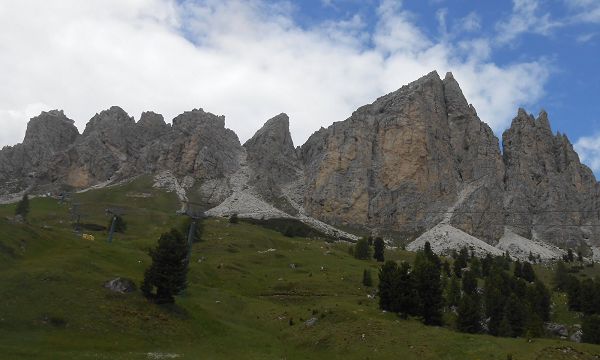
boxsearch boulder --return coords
[104,277,136,293]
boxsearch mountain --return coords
[1,71,599,253]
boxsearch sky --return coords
[1,0,600,173]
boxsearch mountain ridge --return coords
[1,70,599,253]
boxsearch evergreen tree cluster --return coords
[555,261,600,344]
[353,236,386,262]
[482,263,550,338]
[378,241,443,325]
[378,244,551,338]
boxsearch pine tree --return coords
[481,254,493,277]
[413,251,444,325]
[443,260,452,278]
[141,229,189,304]
[462,269,478,296]
[14,193,30,221]
[373,237,385,262]
[553,261,569,291]
[506,293,527,337]
[521,262,536,283]
[578,250,584,263]
[354,238,370,260]
[456,294,482,333]
[567,248,574,263]
[362,269,373,287]
[446,275,461,308]
[527,280,551,322]
[513,260,523,279]
[392,262,418,319]
[453,247,469,277]
[378,261,398,311]
[229,213,239,224]
[580,279,596,315]
[566,275,582,311]
[583,314,600,344]
[470,256,481,277]
[497,312,513,337]
[484,272,509,336]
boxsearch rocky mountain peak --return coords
[172,108,226,134]
[244,113,293,150]
[83,106,135,137]
[23,110,79,151]
[137,111,169,140]
[244,113,302,206]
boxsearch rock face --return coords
[2,71,600,250]
[300,71,505,242]
[0,110,79,194]
[244,113,304,214]
[503,110,599,248]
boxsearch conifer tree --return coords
[456,294,482,333]
[446,275,461,308]
[513,260,523,279]
[553,261,569,291]
[583,314,600,344]
[497,312,513,338]
[378,261,398,311]
[521,262,536,283]
[392,262,418,319]
[14,193,30,221]
[567,248,574,262]
[453,247,469,277]
[462,269,478,296]
[506,293,527,337]
[362,269,373,287]
[354,238,370,260]
[141,229,189,304]
[373,237,385,262]
[414,250,444,325]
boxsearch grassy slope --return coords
[0,179,599,359]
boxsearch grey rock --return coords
[304,317,318,327]
[104,277,136,293]
[0,110,79,194]
[244,113,304,214]
[545,322,569,338]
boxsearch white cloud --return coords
[456,12,481,33]
[566,0,600,23]
[575,135,600,173]
[496,0,561,45]
[0,0,549,150]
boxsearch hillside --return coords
[1,179,600,359]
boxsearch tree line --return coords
[377,242,551,338]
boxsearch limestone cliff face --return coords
[300,72,459,237]
[443,73,505,242]
[502,109,600,248]
[244,113,304,213]
[0,110,79,193]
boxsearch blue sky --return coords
[292,0,600,142]
[1,0,600,172]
